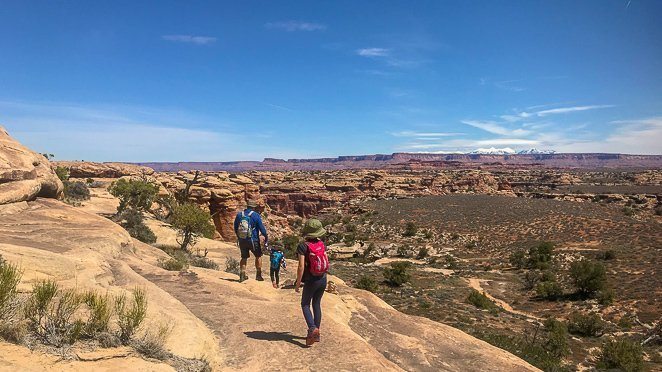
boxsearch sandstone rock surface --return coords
[0,126,63,204]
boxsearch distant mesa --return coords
[135,150,662,172]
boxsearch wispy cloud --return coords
[265,103,294,112]
[461,120,530,136]
[356,48,391,57]
[500,104,614,122]
[162,35,217,45]
[493,80,526,92]
[265,21,326,32]
[390,131,463,138]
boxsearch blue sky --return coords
[1,0,661,161]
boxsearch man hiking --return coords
[233,200,268,282]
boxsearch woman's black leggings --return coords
[301,275,327,330]
[270,267,280,286]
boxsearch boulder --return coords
[0,126,63,205]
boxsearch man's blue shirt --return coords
[233,208,268,243]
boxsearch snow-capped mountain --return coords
[466,147,556,155]
[516,148,556,154]
[469,147,517,155]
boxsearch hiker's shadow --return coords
[244,331,308,348]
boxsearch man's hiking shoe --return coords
[313,329,321,343]
[306,328,319,346]
[239,273,248,282]
[272,281,278,288]
[256,272,264,281]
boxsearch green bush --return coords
[190,256,219,270]
[343,233,356,246]
[543,318,570,358]
[416,246,429,260]
[355,275,378,293]
[528,241,554,269]
[466,290,498,311]
[120,209,156,244]
[225,257,240,275]
[535,281,563,300]
[115,288,147,345]
[0,259,24,343]
[108,178,160,214]
[570,259,607,297]
[54,166,69,181]
[403,222,417,237]
[82,291,113,337]
[622,206,635,216]
[24,280,84,346]
[598,288,615,305]
[568,311,605,337]
[170,203,215,252]
[509,250,527,269]
[383,262,411,286]
[63,181,91,201]
[598,338,644,372]
[134,323,171,361]
[396,245,410,257]
[423,230,433,239]
[158,254,189,272]
[601,249,616,260]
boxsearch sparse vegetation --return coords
[24,280,84,346]
[115,288,147,345]
[133,323,171,360]
[54,166,69,181]
[570,259,607,297]
[63,181,91,202]
[170,202,215,252]
[509,250,527,269]
[225,257,240,275]
[466,290,499,313]
[535,280,563,300]
[383,262,411,286]
[416,246,429,259]
[597,338,644,372]
[527,241,554,270]
[119,208,156,244]
[567,311,605,337]
[190,255,219,270]
[355,275,378,292]
[108,178,160,215]
[0,258,24,343]
[403,222,417,237]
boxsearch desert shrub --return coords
[543,318,570,358]
[158,255,189,272]
[601,249,616,260]
[225,257,240,275]
[190,256,219,270]
[528,241,554,269]
[363,242,376,258]
[416,246,429,259]
[570,259,607,297]
[535,281,563,300]
[355,275,378,293]
[134,323,171,361]
[450,232,460,240]
[466,290,498,311]
[82,291,113,337]
[523,270,540,290]
[24,280,84,346]
[343,233,356,246]
[655,205,662,216]
[0,259,25,343]
[63,181,91,201]
[597,338,644,372]
[509,250,527,269]
[54,166,69,181]
[622,206,635,216]
[396,245,410,257]
[423,230,433,239]
[568,311,605,337]
[465,240,478,249]
[418,299,431,309]
[403,222,417,237]
[120,209,156,244]
[597,288,615,305]
[97,331,121,348]
[170,203,215,252]
[108,178,160,214]
[320,214,341,227]
[280,235,300,259]
[115,288,147,344]
[383,262,411,286]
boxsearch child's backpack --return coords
[236,211,254,240]
[305,240,329,276]
[270,250,284,269]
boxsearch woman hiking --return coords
[294,219,330,346]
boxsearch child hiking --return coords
[294,219,329,346]
[269,245,287,288]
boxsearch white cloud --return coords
[390,131,463,138]
[356,48,391,57]
[265,21,326,32]
[536,105,614,116]
[461,120,530,136]
[162,35,217,45]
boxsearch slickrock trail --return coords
[0,126,539,371]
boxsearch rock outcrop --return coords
[54,161,154,178]
[0,126,63,205]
